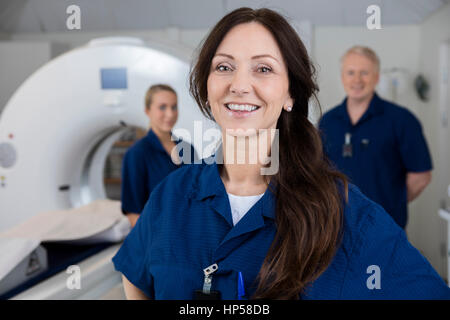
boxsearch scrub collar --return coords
[191,158,276,221]
[336,92,385,125]
[145,128,181,153]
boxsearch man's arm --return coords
[125,213,140,227]
[122,275,150,300]
[407,171,432,202]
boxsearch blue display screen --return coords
[100,68,128,89]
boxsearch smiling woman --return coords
[206,22,293,133]
[112,7,450,300]
[189,7,347,299]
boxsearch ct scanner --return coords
[0,37,214,298]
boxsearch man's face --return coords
[341,53,379,102]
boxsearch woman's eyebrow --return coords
[214,53,280,63]
[252,54,280,63]
[214,53,234,60]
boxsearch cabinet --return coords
[103,128,146,199]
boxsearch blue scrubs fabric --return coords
[319,93,432,228]
[120,129,197,214]
[112,161,449,300]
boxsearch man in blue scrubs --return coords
[319,46,432,229]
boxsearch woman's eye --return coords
[216,64,231,72]
[258,66,272,73]
[159,105,166,110]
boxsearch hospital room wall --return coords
[414,3,450,281]
[0,40,72,114]
[0,41,51,114]
[0,13,448,278]
[9,28,206,61]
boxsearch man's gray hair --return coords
[341,45,380,72]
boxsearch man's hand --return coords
[407,171,432,202]
[125,213,140,227]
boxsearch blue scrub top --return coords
[112,160,449,299]
[318,93,432,228]
[121,129,197,214]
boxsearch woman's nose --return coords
[230,69,251,95]
[166,109,176,118]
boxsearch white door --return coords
[438,41,450,285]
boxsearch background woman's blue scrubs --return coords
[112,159,450,299]
[121,128,197,214]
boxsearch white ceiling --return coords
[0,0,448,33]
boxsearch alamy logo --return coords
[172,121,280,175]
[66,265,81,290]
[366,5,382,30]
[366,265,381,290]
[66,5,81,30]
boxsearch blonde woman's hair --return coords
[341,45,380,72]
[144,84,177,110]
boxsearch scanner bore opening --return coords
[77,126,145,206]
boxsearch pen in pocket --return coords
[238,271,245,300]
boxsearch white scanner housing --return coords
[0,37,211,232]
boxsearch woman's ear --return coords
[284,96,295,111]
[144,107,151,118]
[287,96,294,107]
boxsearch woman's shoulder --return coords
[335,184,449,298]
[342,184,399,236]
[338,183,403,270]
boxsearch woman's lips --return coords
[224,103,261,118]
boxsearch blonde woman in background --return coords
[121,84,197,227]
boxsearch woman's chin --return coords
[222,126,267,138]
[153,126,173,134]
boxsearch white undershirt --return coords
[227,193,265,226]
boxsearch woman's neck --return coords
[220,132,271,196]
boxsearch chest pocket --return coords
[151,264,203,299]
[150,263,241,300]
[358,132,395,163]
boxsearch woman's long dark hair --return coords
[189,7,348,299]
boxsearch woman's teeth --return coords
[226,104,259,112]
